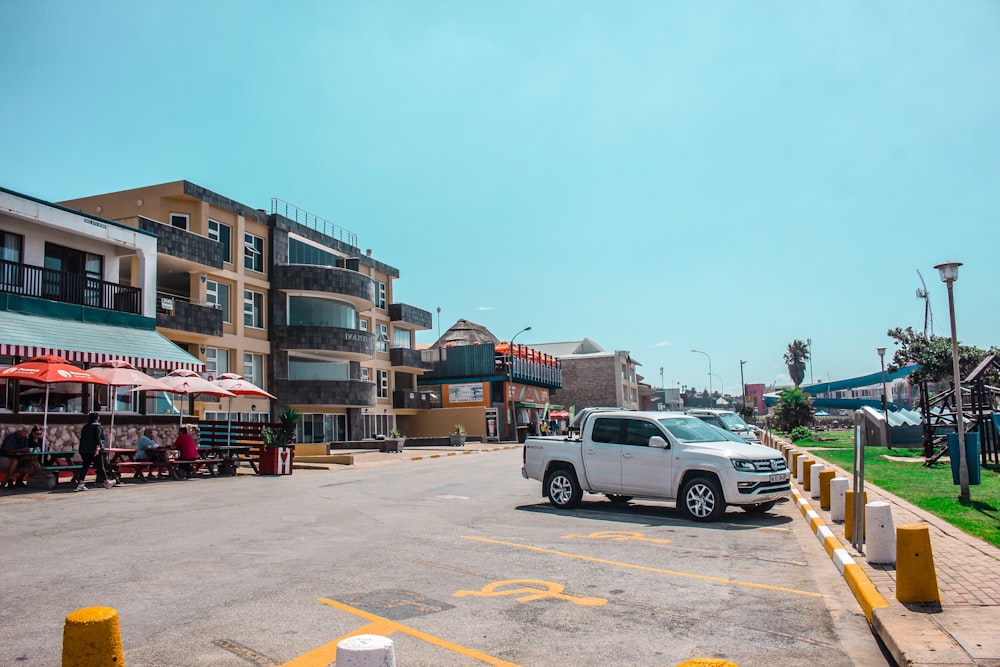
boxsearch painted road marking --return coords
[454,579,607,606]
[563,530,672,544]
[462,536,822,598]
[277,597,523,667]
[214,639,280,666]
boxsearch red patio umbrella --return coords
[132,369,235,426]
[88,360,173,447]
[0,355,110,451]
[212,373,276,446]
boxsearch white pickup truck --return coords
[521,409,791,521]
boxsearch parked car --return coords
[686,409,760,444]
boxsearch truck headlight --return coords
[731,459,755,472]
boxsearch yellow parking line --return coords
[462,536,821,598]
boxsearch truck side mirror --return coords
[648,436,668,449]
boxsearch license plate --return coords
[770,473,789,483]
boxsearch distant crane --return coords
[915,269,934,337]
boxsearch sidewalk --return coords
[775,434,1000,666]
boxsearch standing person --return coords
[1,425,30,489]
[75,412,114,491]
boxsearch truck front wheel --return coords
[546,468,582,509]
[680,476,725,522]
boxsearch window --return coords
[1,231,23,289]
[392,327,410,349]
[244,353,263,386]
[375,281,386,309]
[362,412,394,439]
[361,368,370,382]
[244,289,265,329]
[244,233,264,273]
[169,213,189,230]
[208,220,232,263]
[591,418,624,444]
[375,323,388,353]
[206,280,230,323]
[205,347,230,376]
[298,413,347,443]
[625,420,664,446]
[288,237,340,268]
[287,295,356,328]
[288,357,349,380]
[359,319,368,332]
[377,369,389,399]
[43,242,102,306]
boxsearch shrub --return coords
[790,426,812,442]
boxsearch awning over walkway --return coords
[0,311,203,371]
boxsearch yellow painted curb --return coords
[844,562,888,622]
[62,606,124,667]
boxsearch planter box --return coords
[449,434,467,447]
[379,438,405,453]
[259,446,295,475]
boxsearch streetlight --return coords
[436,307,441,340]
[659,366,664,389]
[935,261,969,503]
[691,349,712,396]
[877,347,890,430]
[739,360,747,415]
[507,326,532,442]
[807,338,814,385]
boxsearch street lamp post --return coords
[935,261,969,503]
[877,347,890,430]
[507,326,532,442]
[739,360,747,414]
[691,349,712,396]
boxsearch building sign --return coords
[444,382,489,407]
[507,382,550,406]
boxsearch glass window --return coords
[625,420,664,446]
[288,357,349,380]
[206,280,230,323]
[208,220,232,263]
[298,413,347,443]
[205,347,230,376]
[392,327,410,349]
[375,281,386,309]
[244,289,265,329]
[170,213,189,230]
[0,232,23,290]
[359,319,368,332]
[244,353,263,386]
[659,416,727,443]
[375,323,388,353]
[288,237,340,268]
[287,295,356,328]
[244,233,264,273]
[377,369,389,399]
[361,367,370,382]
[591,418,623,444]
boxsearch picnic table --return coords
[197,444,257,475]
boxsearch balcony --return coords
[272,324,375,361]
[272,378,375,407]
[135,216,224,269]
[155,296,223,337]
[272,264,375,311]
[389,347,430,371]
[0,259,141,315]
[393,389,441,410]
[389,303,433,330]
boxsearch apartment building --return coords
[60,181,432,441]
[530,338,641,411]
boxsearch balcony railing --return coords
[393,389,441,410]
[0,259,142,315]
[271,198,358,247]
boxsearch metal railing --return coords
[0,259,142,314]
[270,198,358,247]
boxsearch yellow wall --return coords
[398,407,490,438]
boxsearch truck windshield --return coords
[718,413,751,431]
[658,416,733,443]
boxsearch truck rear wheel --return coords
[680,476,725,522]
[546,468,582,509]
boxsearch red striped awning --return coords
[0,344,201,371]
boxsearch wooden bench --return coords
[172,458,224,479]
[112,461,158,482]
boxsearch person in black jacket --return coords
[75,412,114,491]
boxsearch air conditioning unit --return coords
[160,297,174,312]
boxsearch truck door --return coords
[620,418,674,497]
[583,417,624,493]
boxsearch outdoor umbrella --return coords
[0,355,110,451]
[212,373,276,446]
[132,369,235,426]
[88,360,173,447]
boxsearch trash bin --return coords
[947,432,980,485]
[516,426,529,443]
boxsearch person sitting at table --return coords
[135,428,159,461]
[174,425,198,477]
[1,425,31,489]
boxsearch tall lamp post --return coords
[739,360,747,415]
[691,349,712,397]
[935,261,969,503]
[877,347,890,427]
[507,326,532,442]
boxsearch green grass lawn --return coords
[791,429,1000,549]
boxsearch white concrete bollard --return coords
[865,501,896,564]
[830,477,850,522]
[809,464,827,499]
[337,634,396,667]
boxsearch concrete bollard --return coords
[896,523,940,603]
[62,606,125,667]
[819,469,836,510]
[337,634,396,667]
[798,457,815,486]
[865,501,896,564]
[830,477,850,522]
[844,490,868,541]
[809,463,826,498]
[790,450,802,472]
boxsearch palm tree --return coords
[784,339,810,387]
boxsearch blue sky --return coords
[3,1,998,393]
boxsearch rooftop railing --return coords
[271,198,358,247]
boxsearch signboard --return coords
[485,407,499,442]
[444,382,489,407]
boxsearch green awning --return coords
[0,311,203,371]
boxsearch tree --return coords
[885,327,996,386]
[783,339,810,387]
[773,387,813,433]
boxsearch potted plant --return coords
[380,428,406,453]
[450,424,467,447]
[259,407,301,475]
